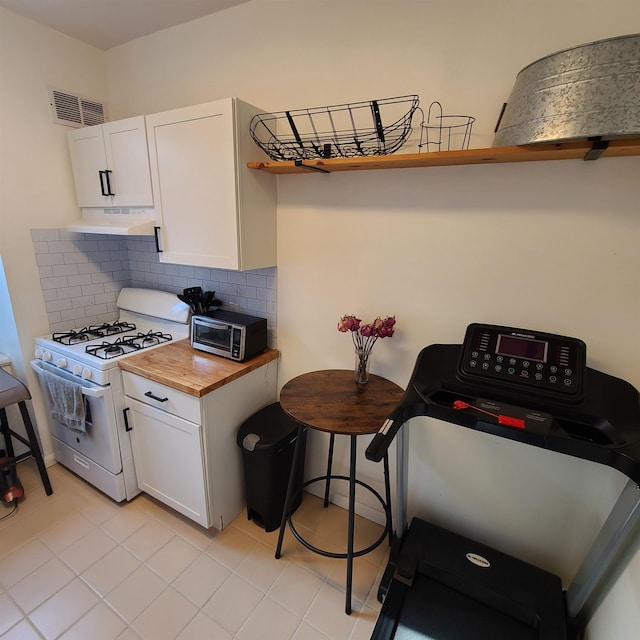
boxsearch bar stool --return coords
[275,370,404,614]
[0,368,53,497]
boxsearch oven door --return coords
[191,316,235,357]
[31,360,122,473]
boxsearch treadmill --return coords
[366,323,640,640]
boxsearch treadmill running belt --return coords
[371,518,567,640]
[390,573,537,639]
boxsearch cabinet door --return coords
[68,124,109,207]
[103,117,154,207]
[146,99,240,269]
[67,116,153,208]
[127,396,209,527]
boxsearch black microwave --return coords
[191,310,268,361]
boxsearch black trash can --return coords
[237,402,307,532]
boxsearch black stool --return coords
[276,424,393,609]
[0,368,52,496]
[274,370,404,615]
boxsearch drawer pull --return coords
[144,391,169,403]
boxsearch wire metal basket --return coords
[249,95,420,161]
[418,101,475,152]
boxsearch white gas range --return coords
[31,288,190,502]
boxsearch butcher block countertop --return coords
[118,339,279,398]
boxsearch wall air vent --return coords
[48,87,107,128]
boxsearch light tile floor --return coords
[0,460,388,639]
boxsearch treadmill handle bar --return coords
[366,410,403,462]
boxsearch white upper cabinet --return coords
[67,116,154,208]
[146,98,277,271]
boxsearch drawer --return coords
[123,371,201,424]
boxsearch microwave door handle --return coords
[198,319,232,331]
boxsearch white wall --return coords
[0,7,108,459]
[105,3,640,636]
[1,1,639,637]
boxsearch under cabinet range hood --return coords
[66,211,156,236]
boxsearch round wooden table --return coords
[275,369,404,614]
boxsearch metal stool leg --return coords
[345,434,357,615]
[18,401,52,495]
[324,432,335,508]
[275,424,305,559]
[0,408,16,458]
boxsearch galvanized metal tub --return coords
[493,34,640,147]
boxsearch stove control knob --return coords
[81,368,92,380]
[73,364,82,376]
[42,351,52,362]
[35,348,43,359]
[56,358,68,369]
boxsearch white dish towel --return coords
[40,367,86,432]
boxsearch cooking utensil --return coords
[178,288,222,315]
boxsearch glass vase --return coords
[354,348,371,384]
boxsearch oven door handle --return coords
[81,386,106,398]
[30,359,106,398]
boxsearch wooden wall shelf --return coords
[247,138,640,175]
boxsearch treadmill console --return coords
[457,323,587,400]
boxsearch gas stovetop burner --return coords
[52,321,137,345]
[85,331,173,360]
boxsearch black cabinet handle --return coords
[104,169,115,196]
[153,226,162,253]
[99,170,109,196]
[123,407,132,431]
[144,390,168,402]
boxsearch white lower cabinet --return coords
[125,397,209,526]
[122,360,278,529]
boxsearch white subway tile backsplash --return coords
[48,241,77,253]
[228,271,248,285]
[40,276,73,290]
[36,253,65,266]
[77,262,102,275]
[37,266,54,278]
[84,304,109,316]
[62,252,90,265]
[74,240,100,252]
[46,299,72,313]
[90,271,117,284]
[95,292,118,304]
[51,264,80,277]
[60,307,91,322]
[71,296,97,309]
[67,274,92,286]
[257,287,276,303]
[237,286,258,300]
[56,286,83,300]
[244,298,267,313]
[31,230,277,347]
[31,229,62,241]
[32,241,50,254]
[81,284,107,296]
[178,266,196,278]
[246,274,267,288]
